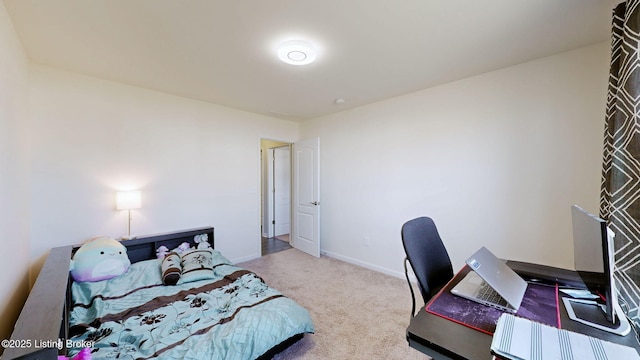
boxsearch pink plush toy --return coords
[156,245,169,259]
[58,347,91,360]
[174,242,191,254]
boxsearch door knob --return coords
[310,201,319,206]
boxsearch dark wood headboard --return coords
[4,227,214,360]
[71,227,215,263]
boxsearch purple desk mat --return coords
[426,267,559,335]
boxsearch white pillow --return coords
[179,249,215,284]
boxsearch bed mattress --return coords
[68,250,314,360]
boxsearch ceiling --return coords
[3,0,617,122]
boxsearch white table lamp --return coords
[116,190,141,240]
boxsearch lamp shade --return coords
[116,191,141,210]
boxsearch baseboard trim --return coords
[236,248,418,283]
[233,253,261,264]
[320,250,407,280]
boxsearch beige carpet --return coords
[239,249,429,359]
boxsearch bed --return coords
[4,227,314,360]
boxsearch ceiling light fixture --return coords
[278,40,317,65]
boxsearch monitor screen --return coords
[571,205,617,323]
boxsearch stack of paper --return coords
[491,313,640,360]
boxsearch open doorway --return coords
[260,139,293,256]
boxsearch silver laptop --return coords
[450,246,528,313]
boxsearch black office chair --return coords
[401,216,454,317]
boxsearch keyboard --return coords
[475,281,509,308]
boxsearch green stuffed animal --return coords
[70,236,131,282]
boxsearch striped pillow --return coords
[179,249,215,284]
[161,252,182,285]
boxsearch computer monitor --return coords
[564,205,630,335]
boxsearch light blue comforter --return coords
[68,250,314,360]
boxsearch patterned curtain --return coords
[600,0,640,323]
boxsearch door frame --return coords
[258,137,320,257]
[265,147,275,238]
[265,145,291,238]
[259,138,292,241]
[273,145,291,237]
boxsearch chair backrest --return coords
[401,216,453,303]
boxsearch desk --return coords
[406,261,640,359]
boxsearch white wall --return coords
[28,66,299,274]
[301,42,610,277]
[0,2,31,344]
[2,26,612,339]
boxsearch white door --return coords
[274,146,290,237]
[292,137,320,258]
